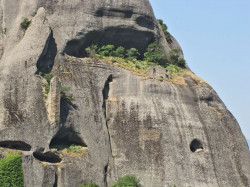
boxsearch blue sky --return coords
[149,0,250,142]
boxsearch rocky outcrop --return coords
[48,77,61,123]
[0,1,249,187]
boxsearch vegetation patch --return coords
[20,18,31,30]
[157,19,172,43]
[39,73,53,99]
[0,153,24,187]
[3,28,6,35]
[31,12,37,17]
[52,145,87,157]
[112,175,141,187]
[83,36,191,84]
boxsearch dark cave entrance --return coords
[36,31,57,74]
[33,150,62,163]
[190,139,203,153]
[0,141,31,151]
[63,27,155,59]
[49,127,87,151]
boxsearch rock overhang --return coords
[58,3,160,58]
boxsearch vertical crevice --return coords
[53,172,58,187]
[104,163,109,187]
[102,75,113,187]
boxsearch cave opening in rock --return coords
[102,75,113,112]
[0,141,31,151]
[36,31,57,74]
[63,27,155,59]
[49,127,87,151]
[190,139,203,153]
[33,151,62,163]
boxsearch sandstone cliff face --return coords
[0,1,249,187]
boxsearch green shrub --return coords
[31,12,37,17]
[112,175,141,187]
[67,145,83,154]
[168,49,186,68]
[144,42,168,65]
[44,73,53,84]
[3,28,6,35]
[158,76,164,82]
[99,45,115,56]
[42,73,53,95]
[126,48,140,60]
[20,18,31,30]
[157,19,171,43]
[168,64,183,75]
[176,57,186,68]
[111,46,125,58]
[79,182,99,187]
[0,153,24,187]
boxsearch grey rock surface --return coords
[0,1,249,187]
[146,66,170,80]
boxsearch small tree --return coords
[177,57,186,68]
[99,45,115,56]
[110,46,125,58]
[168,48,186,68]
[144,42,168,65]
[126,48,140,61]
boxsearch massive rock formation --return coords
[0,0,249,187]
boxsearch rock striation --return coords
[0,1,249,187]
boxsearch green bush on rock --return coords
[84,42,186,78]
[0,153,24,187]
[111,46,125,58]
[144,42,168,65]
[20,18,31,30]
[168,49,186,68]
[157,19,171,43]
[99,45,115,57]
[112,175,141,187]
[126,48,140,61]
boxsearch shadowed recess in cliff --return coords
[190,139,203,153]
[102,75,113,112]
[53,173,58,187]
[33,150,62,163]
[0,140,31,151]
[136,15,155,30]
[36,31,57,73]
[60,98,78,125]
[95,8,133,18]
[49,127,87,150]
[63,27,155,59]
